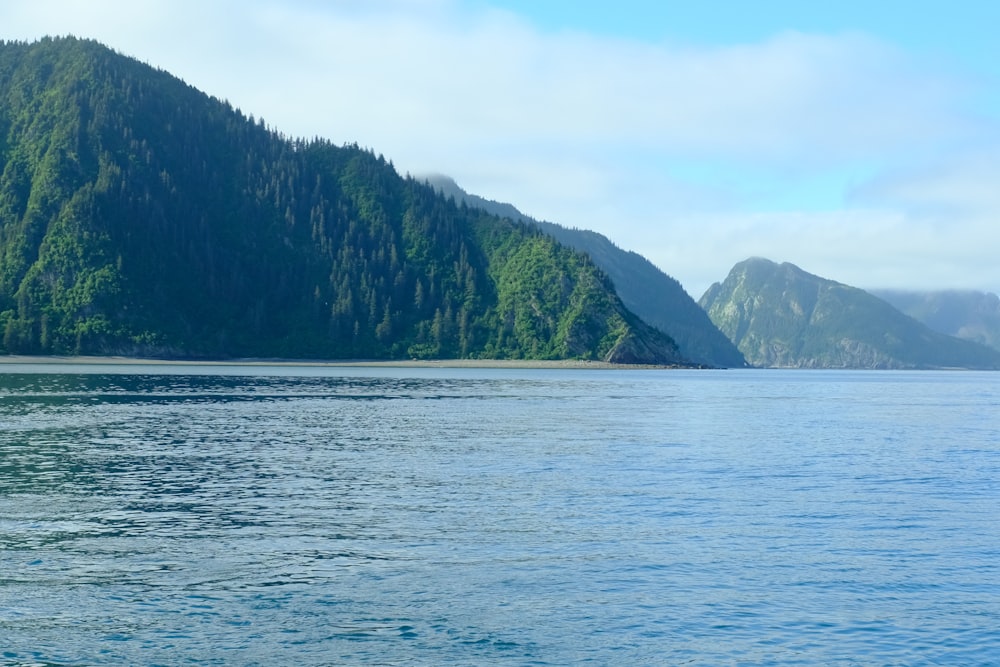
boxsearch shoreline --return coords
[0,355,683,370]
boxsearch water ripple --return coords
[1,367,998,664]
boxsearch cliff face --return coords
[700,258,1000,369]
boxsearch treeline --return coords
[0,37,683,363]
[426,175,747,367]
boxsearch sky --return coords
[3,0,1000,298]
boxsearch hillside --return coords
[699,258,1000,369]
[0,37,686,364]
[870,289,1000,352]
[425,175,746,368]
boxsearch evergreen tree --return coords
[0,37,685,365]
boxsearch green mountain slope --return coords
[0,37,685,364]
[870,289,1000,352]
[425,175,746,368]
[699,258,1000,369]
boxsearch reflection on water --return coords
[1,366,999,664]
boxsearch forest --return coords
[0,37,684,364]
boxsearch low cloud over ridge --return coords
[3,0,998,296]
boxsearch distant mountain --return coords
[869,289,1000,352]
[699,258,1000,369]
[424,175,746,368]
[0,37,686,365]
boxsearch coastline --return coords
[0,355,681,370]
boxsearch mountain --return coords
[869,289,1000,352]
[0,37,687,364]
[424,175,746,368]
[699,258,1000,369]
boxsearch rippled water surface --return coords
[1,365,998,665]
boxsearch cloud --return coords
[6,1,972,158]
[3,0,998,295]
[851,144,1000,218]
[648,204,1000,299]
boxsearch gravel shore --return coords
[0,355,677,369]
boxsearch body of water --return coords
[1,365,998,665]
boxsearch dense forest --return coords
[426,175,747,368]
[0,37,686,364]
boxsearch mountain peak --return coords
[700,258,1000,369]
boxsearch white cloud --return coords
[852,145,1000,218]
[647,205,1000,300]
[2,0,998,296]
[8,0,966,160]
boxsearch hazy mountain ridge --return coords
[0,37,686,364]
[700,258,1000,369]
[424,174,746,368]
[869,289,1000,352]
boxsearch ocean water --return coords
[0,365,997,665]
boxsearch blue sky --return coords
[3,0,999,298]
[490,1,997,54]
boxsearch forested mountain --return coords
[870,289,1000,352]
[424,175,746,368]
[700,258,1000,369]
[0,37,686,364]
